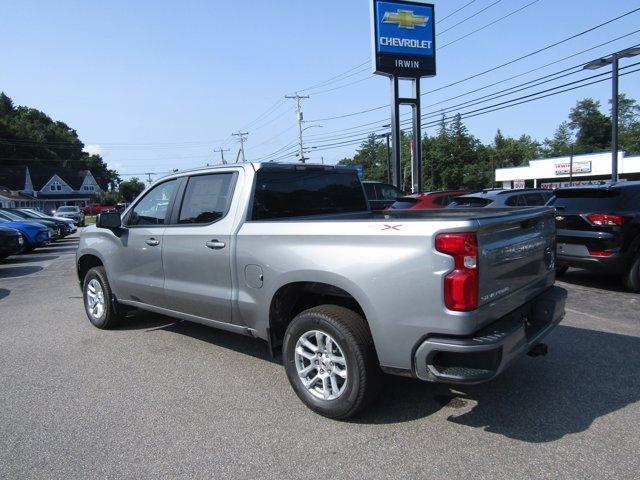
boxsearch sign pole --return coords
[371,0,435,194]
[391,77,402,188]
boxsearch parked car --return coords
[19,208,76,235]
[388,190,469,210]
[0,225,24,260]
[361,181,405,210]
[77,163,566,419]
[549,181,640,291]
[0,210,61,240]
[0,217,50,252]
[2,208,72,237]
[53,206,85,226]
[448,188,553,208]
[81,204,118,215]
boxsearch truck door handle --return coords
[205,240,226,250]
[145,238,160,246]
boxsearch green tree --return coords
[568,98,611,152]
[615,93,640,154]
[118,177,146,202]
[0,91,119,188]
[543,121,573,156]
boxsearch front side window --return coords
[127,180,177,226]
[178,173,235,224]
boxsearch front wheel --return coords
[82,266,125,329]
[283,305,382,420]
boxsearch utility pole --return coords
[583,47,640,182]
[569,144,574,187]
[232,132,249,162]
[144,172,154,185]
[285,94,310,163]
[214,147,230,165]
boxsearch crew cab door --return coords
[161,171,238,323]
[109,179,178,307]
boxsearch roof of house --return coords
[0,165,26,190]
[0,165,103,191]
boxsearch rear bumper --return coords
[556,251,630,274]
[413,286,567,384]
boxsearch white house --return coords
[0,166,103,213]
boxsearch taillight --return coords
[586,214,628,226]
[587,248,615,257]
[435,233,478,312]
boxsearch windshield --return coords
[24,209,47,218]
[57,206,77,212]
[0,210,24,221]
[6,209,30,218]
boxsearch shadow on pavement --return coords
[36,247,76,254]
[1,255,58,264]
[358,325,640,442]
[0,288,10,300]
[108,311,640,441]
[557,268,629,293]
[116,309,279,364]
[0,265,43,278]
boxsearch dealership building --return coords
[495,151,640,189]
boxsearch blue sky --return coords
[2,0,640,179]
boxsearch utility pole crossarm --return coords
[232,132,249,162]
[285,94,310,163]
[213,147,230,165]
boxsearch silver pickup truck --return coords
[77,163,566,419]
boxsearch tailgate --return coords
[476,208,556,306]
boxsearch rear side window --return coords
[524,193,545,206]
[449,197,492,207]
[505,195,526,207]
[252,170,368,220]
[178,173,235,224]
[378,184,402,200]
[548,189,622,211]
[389,197,419,209]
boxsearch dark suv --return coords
[549,182,640,291]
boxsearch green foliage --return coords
[100,190,122,205]
[568,98,611,153]
[0,92,119,188]
[341,94,640,192]
[118,177,146,202]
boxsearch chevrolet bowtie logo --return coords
[382,9,428,29]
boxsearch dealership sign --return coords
[371,0,436,77]
[554,161,592,176]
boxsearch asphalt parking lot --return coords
[1,233,639,479]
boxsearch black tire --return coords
[23,246,36,253]
[555,266,569,277]
[0,254,7,261]
[82,266,125,329]
[283,305,383,420]
[622,253,640,292]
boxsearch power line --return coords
[438,0,541,50]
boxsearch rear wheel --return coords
[82,266,125,329]
[623,253,640,292]
[283,305,382,420]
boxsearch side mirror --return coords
[96,212,122,229]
